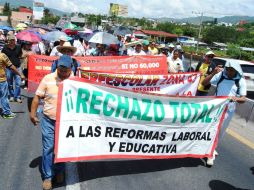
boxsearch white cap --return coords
[59,36,67,42]
[205,51,215,56]
[168,43,175,48]
[176,45,182,50]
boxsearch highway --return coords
[0,90,253,190]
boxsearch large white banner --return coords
[80,70,201,96]
[55,78,229,163]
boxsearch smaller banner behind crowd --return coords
[54,78,229,163]
[28,55,168,93]
[79,70,201,96]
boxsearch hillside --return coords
[0,0,67,16]
[156,16,254,24]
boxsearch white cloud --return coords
[38,0,254,18]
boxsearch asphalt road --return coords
[0,91,254,190]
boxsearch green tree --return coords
[202,26,238,44]
[2,2,10,16]
[239,38,254,47]
[41,9,60,24]
[226,43,241,59]
[182,25,197,37]
[173,27,183,36]
[156,22,176,33]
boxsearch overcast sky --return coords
[38,0,254,18]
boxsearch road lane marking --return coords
[66,163,82,190]
[227,128,254,150]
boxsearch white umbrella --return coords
[89,32,119,45]
[80,28,93,34]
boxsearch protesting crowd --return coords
[0,26,247,190]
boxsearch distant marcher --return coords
[49,36,67,56]
[167,50,184,73]
[83,40,91,55]
[142,40,152,55]
[32,41,46,55]
[202,59,246,166]
[91,43,107,56]
[21,41,34,88]
[158,44,169,56]
[30,55,74,190]
[73,36,85,56]
[128,43,146,56]
[106,44,119,56]
[168,43,175,58]
[51,41,80,76]
[196,51,215,96]
[0,29,6,41]
[1,35,23,103]
[0,53,24,118]
[149,41,158,55]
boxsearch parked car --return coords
[210,57,254,95]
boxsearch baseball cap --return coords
[168,43,175,48]
[57,55,73,68]
[205,51,215,56]
[7,35,15,41]
[142,40,149,46]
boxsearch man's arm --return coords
[30,95,40,126]
[9,65,25,80]
[202,66,223,86]
[230,96,246,104]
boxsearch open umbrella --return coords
[0,26,14,31]
[42,31,68,42]
[64,23,78,30]
[16,23,28,31]
[113,26,132,36]
[26,27,47,35]
[89,32,119,45]
[0,21,11,27]
[16,31,41,43]
[81,28,93,34]
[63,29,78,36]
[78,33,93,41]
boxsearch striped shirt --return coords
[0,53,12,82]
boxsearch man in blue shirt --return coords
[202,59,246,166]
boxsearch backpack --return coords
[215,74,240,95]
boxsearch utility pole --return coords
[193,11,204,53]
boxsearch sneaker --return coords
[2,112,16,119]
[207,157,214,166]
[16,98,22,103]
[9,97,14,102]
[42,179,52,190]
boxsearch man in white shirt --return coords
[202,59,246,166]
[128,43,146,56]
[49,36,67,57]
[73,37,85,56]
[167,50,184,73]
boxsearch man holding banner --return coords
[203,59,246,166]
[30,55,74,190]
